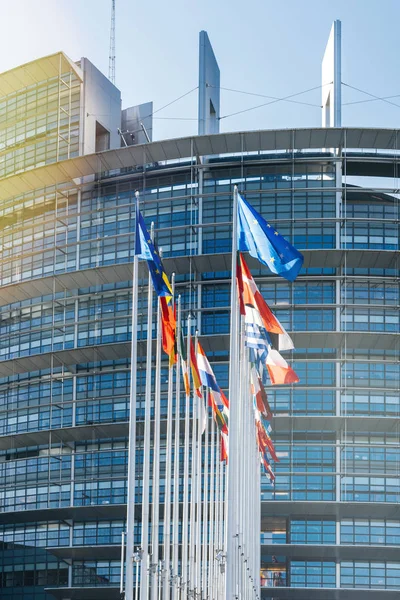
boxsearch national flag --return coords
[260,451,275,484]
[189,339,207,433]
[197,342,229,433]
[135,207,173,298]
[237,193,303,282]
[238,253,294,351]
[189,339,202,399]
[209,389,229,434]
[160,297,177,366]
[255,416,279,463]
[220,431,228,462]
[265,348,299,385]
[178,328,190,397]
[250,366,273,420]
[196,342,220,393]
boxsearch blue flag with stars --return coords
[237,193,303,282]
[135,206,173,298]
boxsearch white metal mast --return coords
[109,0,116,84]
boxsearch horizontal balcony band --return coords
[0,503,127,525]
[0,248,397,307]
[261,587,399,599]
[261,501,400,520]
[0,421,130,450]
[261,543,400,562]
[1,127,399,202]
[47,544,122,560]
[45,587,120,600]
[273,415,400,434]
[1,500,399,526]
[1,415,399,450]
[49,542,400,569]
[0,330,397,377]
[44,542,400,563]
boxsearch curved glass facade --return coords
[0,129,399,600]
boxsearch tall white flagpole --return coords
[151,300,162,600]
[125,190,140,600]
[226,185,239,599]
[213,434,220,598]
[208,416,215,600]
[201,403,209,596]
[188,327,197,595]
[162,273,175,598]
[195,333,203,597]
[140,223,155,599]
[181,314,191,592]
[218,445,225,598]
[172,296,182,599]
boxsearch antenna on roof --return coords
[109,0,116,85]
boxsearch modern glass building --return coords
[0,31,399,600]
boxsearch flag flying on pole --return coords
[197,343,229,427]
[261,452,275,484]
[135,206,173,298]
[191,339,207,434]
[178,328,190,397]
[220,431,228,463]
[250,366,273,421]
[255,413,279,463]
[237,253,294,351]
[265,347,299,385]
[189,339,202,399]
[237,193,303,282]
[197,342,229,456]
[160,297,177,366]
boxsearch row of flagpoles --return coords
[124,186,304,599]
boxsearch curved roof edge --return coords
[1,127,400,203]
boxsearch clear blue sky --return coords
[2,0,400,140]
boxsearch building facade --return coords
[0,124,398,600]
[0,32,399,600]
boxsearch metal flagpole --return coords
[201,404,209,598]
[208,417,215,600]
[181,314,191,593]
[226,185,239,599]
[126,190,140,600]
[238,318,245,599]
[151,299,162,600]
[188,326,197,595]
[195,333,202,598]
[172,296,182,599]
[213,433,220,599]
[120,531,125,596]
[218,443,225,598]
[162,274,175,598]
[140,223,155,599]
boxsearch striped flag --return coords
[260,451,275,484]
[255,413,279,463]
[197,342,229,454]
[160,297,177,366]
[237,253,294,351]
[178,328,190,397]
[266,348,299,386]
[246,323,299,387]
[250,366,273,420]
[189,338,202,399]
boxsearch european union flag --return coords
[135,207,173,298]
[237,193,303,282]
